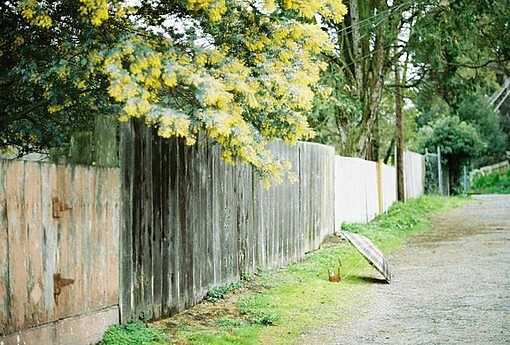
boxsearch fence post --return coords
[463,165,468,194]
[376,160,384,214]
[94,114,119,167]
[69,131,93,165]
[437,146,443,196]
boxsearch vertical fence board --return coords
[159,138,171,317]
[7,162,27,331]
[0,162,9,333]
[90,165,104,314]
[151,136,163,319]
[120,121,375,322]
[106,168,120,307]
[1,159,120,335]
[120,123,134,323]
[24,162,45,326]
[73,167,86,315]
[204,143,214,292]
[132,125,143,319]
[41,163,57,323]
[167,137,179,315]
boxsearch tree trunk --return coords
[395,57,405,202]
[359,21,387,161]
[383,137,395,164]
[349,0,363,98]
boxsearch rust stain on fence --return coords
[0,160,120,336]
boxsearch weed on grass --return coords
[207,281,244,302]
[151,195,471,344]
[98,321,170,345]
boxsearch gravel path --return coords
[298,195,510,345]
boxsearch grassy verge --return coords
[101,195,470,345]
[469,170,510,194]
[98,321,171,345]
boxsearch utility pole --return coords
[395,56,405,202]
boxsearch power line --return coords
[334,0,415,36]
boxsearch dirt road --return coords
[298,195,510,344]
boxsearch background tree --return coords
[310,0,424,160]
[408,0,509,163]
[418,116,485,193]
[310,0,508,163]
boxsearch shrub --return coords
[469,170,510,194]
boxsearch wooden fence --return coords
[1,122,426,343]
[119,121,335,322]
[0,160,120,343]
[478,160,510,176]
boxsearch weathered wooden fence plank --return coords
[120,123,134,323]
[106,168,121,307]
[0,162,9,334]
[6,162,27,332]
[151,135,163,320]
[0,160,120,338]
[24,162,45,326]
[40,163,57,323]
[120,121,337,322]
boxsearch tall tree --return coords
[394,55,405,201]
[311,0,419,160]
[408,0,510,166]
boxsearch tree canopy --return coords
[1,0,347,185]
[2,0,510,189]
[309,0,509,167]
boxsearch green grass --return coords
[105,195,470,345]
[207,281,244,302]
[469,170,510,194]
[98,321,171,345]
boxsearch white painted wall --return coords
[334,151,424,231]
[334,156,379,231]
[404,151,425,199]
